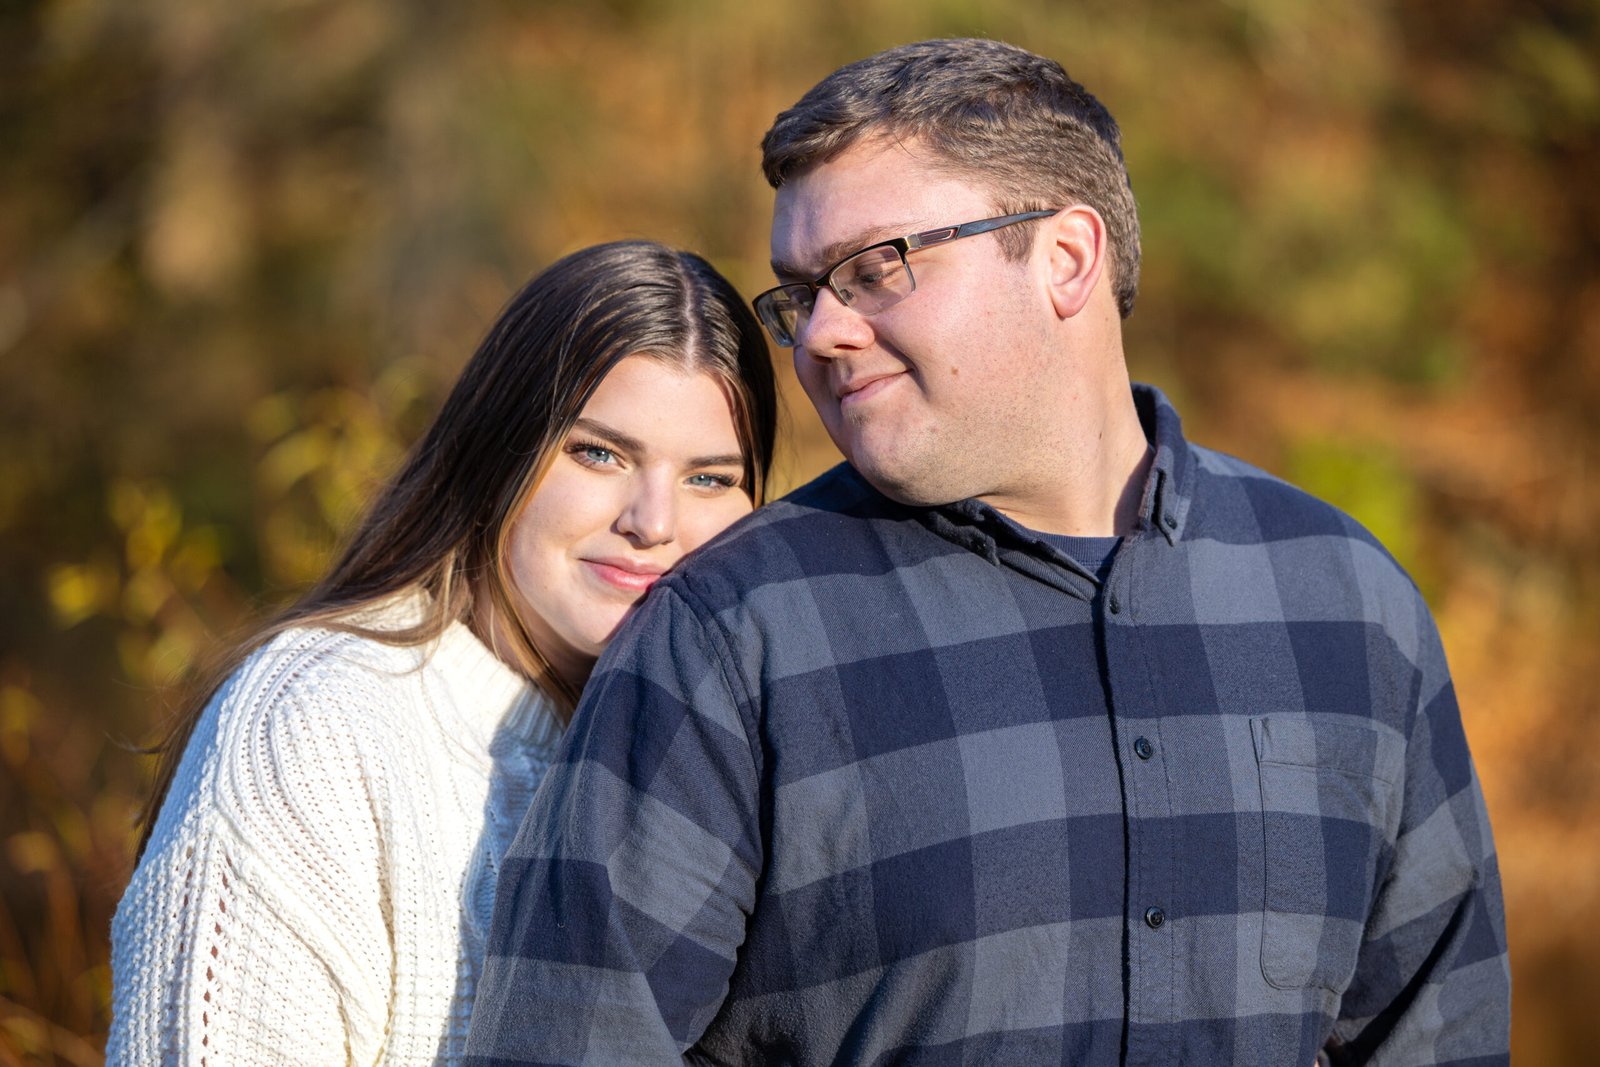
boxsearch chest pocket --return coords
[1251,716,1405,992]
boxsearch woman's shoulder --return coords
[131,631,419,924]
[145,593,551,854]
[219,596,450,728]
[148,616,425,831]
[179,632,399,792]
[236,622,423,706]
[118,620,413,1063]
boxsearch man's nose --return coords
[797,286,873,357]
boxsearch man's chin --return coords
[845,452,968,509]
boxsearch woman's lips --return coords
[582,558,667,594]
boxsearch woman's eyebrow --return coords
[571,417,644,454]
[692,451,746,469]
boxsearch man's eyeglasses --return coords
[752,209,1060,348]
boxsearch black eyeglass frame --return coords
[752,208,1061,347]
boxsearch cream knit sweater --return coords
[107,611,562,1065]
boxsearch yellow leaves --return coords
[259,423,340,496]
[43,479,230,687]
[110,481,211,622]
[252,386,407,495]
[169,528,223,593]
[247,391,298,442]
[1283,257,1410,355]
[39,376,416,691]
[7,831,60,876]
[45,561,119,629]
[1,686,40,768]
[1284,435,1420,579]
[111,481,182,573]
[249,384,409,586]
[1511,24,1600,124]
[48,382,416,635]
[120,569,171,630]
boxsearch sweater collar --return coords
[429,620,564,751]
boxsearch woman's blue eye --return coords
[688,473,737,489]
[568,442,618,468]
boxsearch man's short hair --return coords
[761,38,1141,319]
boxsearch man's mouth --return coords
[837,372,902,408]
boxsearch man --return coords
[467,39,1509,1065]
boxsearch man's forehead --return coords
[768,143,990,277]
[768,210,927,280]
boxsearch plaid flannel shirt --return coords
[467,385,1509,1066]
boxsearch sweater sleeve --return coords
[107,817,355,1065]
[466,583,762,1064]
[108,640,399,1066]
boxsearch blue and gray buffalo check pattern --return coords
[467,386,1509,1066]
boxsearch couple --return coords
[110,39,1510,1066]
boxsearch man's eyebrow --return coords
[571,417,743,469]
[770,222,916,281]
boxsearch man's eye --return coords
[854,264,902,289]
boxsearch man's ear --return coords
[1044,205,1108,319]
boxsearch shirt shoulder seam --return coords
[657,578,764,784]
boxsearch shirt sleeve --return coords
[466,582,763,1065]
[1327,600,1511,1064]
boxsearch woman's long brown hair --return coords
[136,241,777,856]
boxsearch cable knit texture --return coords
[107,606,561,1065]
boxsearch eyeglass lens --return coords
[832,246,912,313]
[762,245,914,346]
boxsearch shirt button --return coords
[1163,513,1177,530]
[1108,593,1121,614]
[1133,736,1154,760]
[1144,906,1166,930]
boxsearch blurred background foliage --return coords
[2,0,1596,1061]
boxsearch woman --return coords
[107,241,778,1064]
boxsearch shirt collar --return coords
[1132,382,1194,546]
[919,381,1194,551]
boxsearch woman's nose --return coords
[615,477,677,547]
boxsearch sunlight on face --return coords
[771,138,1050,509]
[503,354,752,688]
